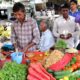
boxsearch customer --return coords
[75,14,80,50]
[69,0,80,17]
[53,3,80,48]
[69,0,80,48]
[38,20,55,52]
[11,2,40,52]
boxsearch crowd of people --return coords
[11,0,80,54]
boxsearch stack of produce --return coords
[44,50,64,69]
[48,69,80,80]
[2,30,11,38]
[27,62,56,80]
[49,53,74,71]
[26,51,46,63]
[65,48,78,54]
[54,39,67,51]
[0,25,11,39]
[47,53,80,80]
[0,62,28,80]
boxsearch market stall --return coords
[0,39,80,80]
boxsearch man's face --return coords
[70,2,77,10]
[14,10,25,22]
[40,21,46,32]
[61,8,69,18]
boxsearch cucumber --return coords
[69,70,80,77]
[54,70,72,76]
[55,75,65,79]
[47,69,54,73]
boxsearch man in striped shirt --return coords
[11,2,40,52]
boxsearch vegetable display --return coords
[55,39,67,50]
[27,62,56,80]
[49,53,74,71]
[0,62,28,80]
[44,50,64,69]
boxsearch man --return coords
[38,20,55,52]
[69,0,80,48]
[75,14,80,50]
[69,0,80,17]
[11,2,40,52]
[53,3,80,48]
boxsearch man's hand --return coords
[23,47,28,53]
[60,34,66,39]
[66,33,72,39]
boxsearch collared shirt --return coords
[69,10,80,17]
[53,15,80,48]
[39,29,55,52]
[11,17,40,51]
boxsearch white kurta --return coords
[39,29,55,52]
[53,15,80,48]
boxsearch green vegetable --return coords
[69,70,80,77]
[66,57,76,67]
[0,62,28,80]
[55,39,67,50]
[69,76,76,80]
[55,75,65,79]
[47,69,54,75]
[54,70,72,76]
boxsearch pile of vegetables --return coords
[55,39,67,50]
[47,53,80,80]
[0,25,11,39]
[44,50,64,69]
[27,62,56,80]
[0,62,28,80]
[49,53,74,71]
[48,69,80,80]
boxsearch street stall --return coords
[0,39,80,80]
[0,1,80,80]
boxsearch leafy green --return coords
[66,57,76,67]
[0,62,28,80]
[55,39,67,50]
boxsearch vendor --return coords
[11,2,40,53]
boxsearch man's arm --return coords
[53,19,60,38]
[72,23,80,37]
[72,23,80,47]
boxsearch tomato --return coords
[77,78,80,80]
[72,64,77,70]
[76,62,80,68]
[75,54,80,62]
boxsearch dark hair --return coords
[61,3,70,9]
[13,2,25,12]
[70,0,77,4]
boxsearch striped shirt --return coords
[11,17,40,51]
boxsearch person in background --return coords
[69,0,80,48]
[38,20,55,52]
[11,2,40,53]
[53,3,80,48]
[75,14,80,50]
[69,0,80,17]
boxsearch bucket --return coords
[11,52,23,64]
